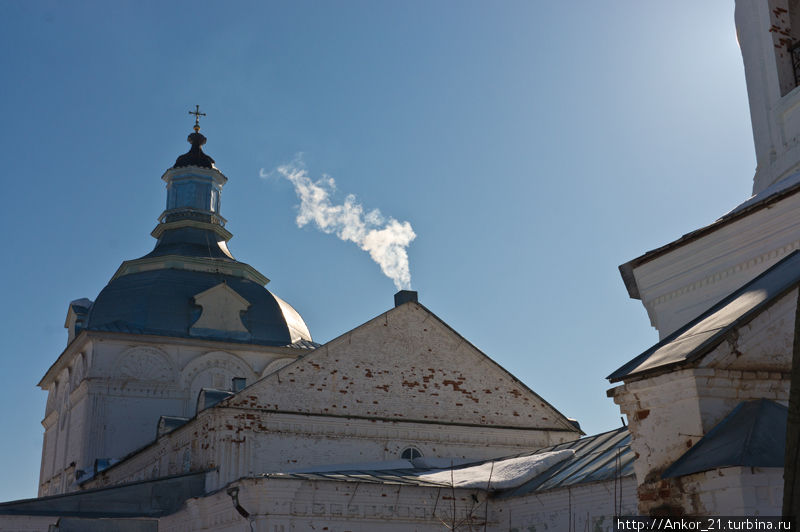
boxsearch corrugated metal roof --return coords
[662,399,787,479]
[496,427,633,498]
[262,427,633,496]
[608,250,800,382]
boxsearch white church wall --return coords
[229,302,581,432]
[612,365,790,512]
[610,370,705,486]
[38,421,55,495]
[75,303,581,495]
[610,287,794,514]
[101,394,183,458]
[159,476,496,532]
[82,405,571,492]
[64,382,89,478]
[736,0,800,194]
[629,192,800,339]
[38,333,302,496]
[679,467,783,516]
[156,476,639,532]
[494,477,638,532]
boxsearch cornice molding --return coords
[39,335,91,388]
[40,332,306,389]
[648,241,800,308]
[111,254,269,286]
[81,331,306,354]
[85,408,567,487]
[161,165,228,185]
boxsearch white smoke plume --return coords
[261,161,416,290]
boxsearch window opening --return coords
[401,447,422,460]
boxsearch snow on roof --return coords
[270,450,576,492]
[265,428,634,495]
[413,450,574,490]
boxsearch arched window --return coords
[401,447,422,460]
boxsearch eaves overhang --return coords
[608,249,800,383]
[161,165,227,185]
[619,178,800,300]
[38,331,91,388]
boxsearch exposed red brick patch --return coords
[636,409,650,420]
[442,380,465,392]
[638,490,658,502]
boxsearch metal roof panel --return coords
[608,250,800,382]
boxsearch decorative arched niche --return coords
[180,351,256,415]
[114,346,176,383]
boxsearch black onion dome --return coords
[173,132,216,169]
[86,269,313,347]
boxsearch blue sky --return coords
[0,1,755,501]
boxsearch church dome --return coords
[79,113,314,348]
[87,269,312,346]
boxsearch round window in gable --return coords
[401,447,422,460]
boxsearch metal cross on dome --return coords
[189,105,206,132]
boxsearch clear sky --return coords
[0,1,755,502]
